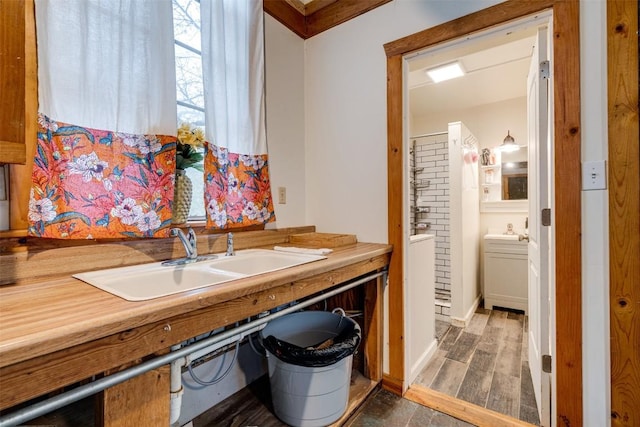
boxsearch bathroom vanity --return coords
[483,234,528,313]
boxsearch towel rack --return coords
[410,139,433,232]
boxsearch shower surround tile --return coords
[413,134,452,319]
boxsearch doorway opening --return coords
[403,13,553,426]
[383,1,583,425]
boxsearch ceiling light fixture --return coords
[425,61,465,83]
[498,130,520,152]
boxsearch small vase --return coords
[172,170,192,224]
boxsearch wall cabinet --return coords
[0,0,37,165]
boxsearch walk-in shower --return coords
[409,121,481,325]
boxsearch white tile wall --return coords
[413,135,452,311]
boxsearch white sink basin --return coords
[73,249,326,301]
[204,249,326,275]
[73,262,242,301]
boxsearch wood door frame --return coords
[607,1,639,425]
[383,1,583,425]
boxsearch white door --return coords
[527,26,552,426]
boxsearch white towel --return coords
[273,246,333,256]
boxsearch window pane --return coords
[173,0,201,50]
[173,0,204,221]
[177,105,205,129]
[175,44,204,110]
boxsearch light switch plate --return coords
[582,160,607,190]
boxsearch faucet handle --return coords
[506,223,514,235]
[186,227,197,244]
[226,232,235,256]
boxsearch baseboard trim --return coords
[450,294,481,328]
[408,338,438,385]
[381,374,404,396]
[405,384,538,427]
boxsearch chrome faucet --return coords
[226,232,235,256]
[172,227,198,260]
[162,227,217,266]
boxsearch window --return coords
[173,0,205,219]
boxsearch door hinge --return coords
[542,354,552,373]
[541,208,552,226]
[540,60,550,79]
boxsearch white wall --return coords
[448,122,481,323]
[580,1,610,425]
[303,0,501,243]
[407,235,437,383]
[264,15,307,228]
[411,97,528,151]
[299,0,610,424]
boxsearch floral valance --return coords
[30,0,177,239]
[201,0,276,230]
[204,145,275,229]
[28,115,176,239]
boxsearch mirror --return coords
[501,147,528,200]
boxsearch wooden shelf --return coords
[289,232,357,248]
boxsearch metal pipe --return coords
[0,270,387,427]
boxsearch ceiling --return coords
[408,21,539,117]
[264,0,391,39]
[268,0,542,116]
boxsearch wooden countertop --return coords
[0,242,391,370]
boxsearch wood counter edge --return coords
[0,243,392,368]
[0,244,390,410]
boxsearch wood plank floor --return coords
[413,307,540,426]
[345,388,475,427]
[190,375,478,427]
[190,310,544,427]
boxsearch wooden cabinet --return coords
[0,0,37,165]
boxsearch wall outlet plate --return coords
[278,186,286,204]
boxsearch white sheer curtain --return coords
[29,0,178,239]
[201,0,266,154]
[35,0,176,134]
[201,0,275,229]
